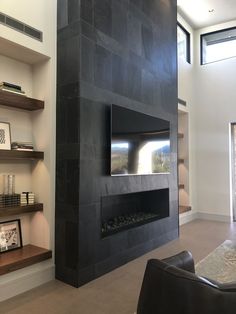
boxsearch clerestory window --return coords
[201,27,236,65]
[177,22,191,64]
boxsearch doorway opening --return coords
[230,123,236,221]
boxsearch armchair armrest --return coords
[161,250,195,273]
[218,282,236,292]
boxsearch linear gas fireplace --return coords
[101,189,169,238]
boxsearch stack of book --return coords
[20,193,27,205]
[0,81,26,95]
[27,193,35,204]
[11,142,34,151]
[20,192,35,205]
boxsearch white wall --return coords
[194,20,236,219]
[0,0,56,247]
[178,14,236,221]
[177,14,198,223]
[177,14,194,104]
[0,0,56,300]
[0,0,55,57]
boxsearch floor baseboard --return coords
[180,211,231,226]
[197,212,231,223]
[179,212,198,225]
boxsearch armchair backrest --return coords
[137,252,236,314]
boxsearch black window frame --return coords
[200,26,236,65]
[177,22,191,64]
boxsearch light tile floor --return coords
[1,219,236,314]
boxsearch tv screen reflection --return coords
[111,105,171,176]
[111,135,170,175]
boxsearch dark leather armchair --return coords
[137,251,236,314]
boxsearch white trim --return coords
[179,212,198,225]
[0,260,55,302]
[178,103,188,113]
[179,211,231,225]
[197,212,231,223]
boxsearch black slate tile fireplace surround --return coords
[56,0,178,287]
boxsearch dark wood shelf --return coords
[0,244,52,276]
[0,203,43,218]
[0,150,44,160]
[178,184,185,189]
[179,205,191,214]
[0,89,44,111]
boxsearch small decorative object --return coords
[2,174,15,195]
[20,193,27,205]
[0,194,20,208]
[20,192,35,205]
[7,174,15,195]
[0,122,11,150]
[0,174,20,207]
[0,194,3,208]
[0,219,22,253]
[3,174,8,194]
[27,192,35,204]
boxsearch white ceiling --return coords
[177,0,236,29]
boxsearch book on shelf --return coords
[0,81,22,90]
[12,148,34,151]
[12,141,33,145]
[0,86,26,95]
[11,142,34,151]
[11,142,34,150]
[20,192,35,205]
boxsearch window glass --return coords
[201,27,236,65]
[177,23,190,63]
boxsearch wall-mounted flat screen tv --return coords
[111,105,171,176]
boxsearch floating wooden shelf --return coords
[0,203,43,218]
[0,244,52,276]
[179,205,191,214]
[0,150,44,160]
[0,89,44,111]
[178,133,184,139]
[178,184,185,189]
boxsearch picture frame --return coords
[0,219,22,253]
[0,122,11,150]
